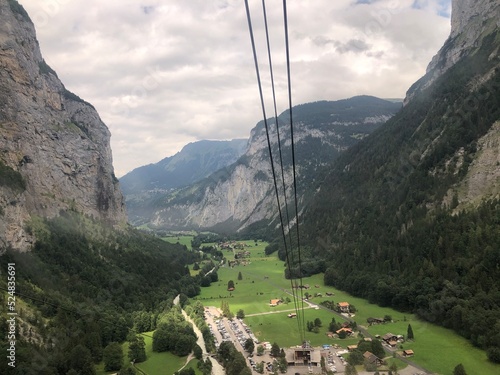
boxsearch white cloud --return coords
[19,0,451,176]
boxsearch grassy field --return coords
[162,235,194,249]
[134,331,188,375]
[195,241,500,375]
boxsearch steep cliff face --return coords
[145,97,401,232]
[405,0,500,104]
[0,0,126,251]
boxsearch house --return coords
[363,351,383,366]
[402,349,414,357]
[337,302,350,313]
[269,299,281,306]
[347,345,358,352]
[336,327,353,336]
[288,313,297,318]
[367,317,384,325]
[382,333,398,347]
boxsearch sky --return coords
[20,0,452,177]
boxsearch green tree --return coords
[119,364,137,375]
[384,315,392,323]
[69,344,96,375]
[314,318,322,327]
[238,271,243,280]
[348,350,364,365]
[345,364,358,375]
[103,342,123,372]
[407,324,414,340]
[278,356,288,373]
[271,342,281,357]
[193,344,203,360]
[237,309,245,319]
[389,362,398,374]
[244,338,255,354]
[453,364,467,375]
[256,361,264,373]
[128,335,146,363]
[371,339,385,359]
[257,345,265,356]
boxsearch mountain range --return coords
[123,96,402,231]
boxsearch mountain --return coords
[299,0,500,362]
[121,139,247,224]
[0,0,126,251]
[0,2,202,373]
[121,139,248,195]
[139,96,401,232]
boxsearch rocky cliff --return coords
[143,97,401,232]
[404,0,500,104]
[0,0,126,251]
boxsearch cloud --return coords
[19,0,451,177]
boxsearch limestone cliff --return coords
[0,0,126,251]
[143,96,401,232]
[405,0,500,104]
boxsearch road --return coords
[174,295,225,375]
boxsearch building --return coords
[363,351,383,366]
[382,333,398,347]
[337,302,350,313]
[403,349,414,357]
[285,346,321,367]
[269,299,281,307]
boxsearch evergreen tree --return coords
[270,342,281,357]
[453,364,467,375]
[227,280,235,290]
[407,324,414,340]
[345,364,358,375]
[238,271,243,280]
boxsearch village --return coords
[203,297,421,375]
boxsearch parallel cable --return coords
[261,0,304,338]
[282,0,306,343]
[244,0,303,342]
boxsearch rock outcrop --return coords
[404,0,500,104]
[0,0,126,251]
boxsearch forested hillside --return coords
[0,212,203,373]
[300,30,500,361]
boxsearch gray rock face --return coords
[405,0,500,104]
[147,97,401,232]
[0,0,126,251]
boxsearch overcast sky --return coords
[20,0,452,177]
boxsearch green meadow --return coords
[195,240,500,375]
[162,235,195,249]
[134,331,189,375]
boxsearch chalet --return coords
[382,333,398,347]
[363,351,383,366]
[337,302,350,313]
[347,345,358,352]
[367,317,384,325]
[336,327,353,336]
[269,299,281,307]
[402,349,414,357]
